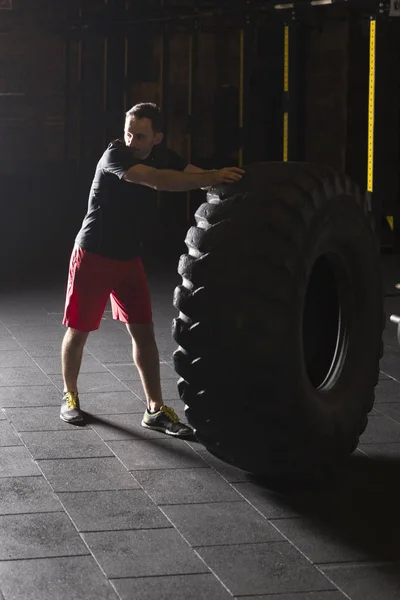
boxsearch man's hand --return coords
[211,167,245,185]
[201,167,245,190]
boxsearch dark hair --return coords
[125,102,163,132]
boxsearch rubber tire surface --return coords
[173,162,384,479]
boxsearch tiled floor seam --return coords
[0,554,92,564]
[318,559,400,570]
[0,510,64,517]
[231,591,342,599]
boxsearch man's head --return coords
[124,103,164,160]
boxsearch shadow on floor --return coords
[83,412,198,443]
[250,454,400,569]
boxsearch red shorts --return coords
[62,245,152,331]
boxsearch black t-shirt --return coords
[75,140,188,260]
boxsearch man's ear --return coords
[154,132,164,146]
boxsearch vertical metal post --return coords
[238,28,245,167]
[367,17,376,202]
[186,30,194,223]
[283,24,290,162]
[124,36,129,114]
[77,4,83,174]
[64,33,70,162]
[102,0,109,147]
[103,37,108,147]
[158,22,169,211]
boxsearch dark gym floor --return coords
[0,255,400,600]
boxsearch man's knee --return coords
[64,327,90,348]
[126,323,155,344]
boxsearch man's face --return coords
[124,117,163,160]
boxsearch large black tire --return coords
[172,162,384,479]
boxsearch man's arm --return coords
[122,164,244,192]
[184,164,207,174]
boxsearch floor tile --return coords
[86,330,131,347]
[0,512,89,560]
[358,442,400,459]
[86,345,134,363]
[133,468,242,505]
[0,446,41,477]
[0,339,20,351]
[162,501,283,546]
[49,372,127,393]
[0,421,22,446]
[359,414,400,444]
[321,563,400,600]
[0,312,58,327]
[6,325,64,342]
[112,573,233,600]
[109,439,208,470]
[199,450,253,483]
[0,386,61,408]
[239,593,345,600]
[197,542,333,596]
[232,482,303,519]
[33,354,107,375]
[38,457,140,492]
[0,367,50,387]
[375,402,400,422]
[105,362,178,381]
[79,391,145,414]
[4,406,79,432]
[271,518,392,563]
[374,378,400,403]
[20,430,113,459]
[0,556,119,600]
[0,351,35,368]
[58,489,170,532]
[379,350,400,380]
[0,477,61,514]
[83,528,207,578]
[18,341,64,357]
[123,378,180,400]
[103,363,141,380]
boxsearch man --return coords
[60,102,244,435]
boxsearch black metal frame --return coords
[67,1,392,31]
[65,0,400,240]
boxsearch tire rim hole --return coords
[302,254,347,390]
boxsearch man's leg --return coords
[126,322,191,436]
[60,328,90,423]
[111,258,192,437]
[61,245,115,423]
[126,323,162,413]
[62,328,90,394]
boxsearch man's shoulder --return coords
[100,139,136,173]
[104,138,127,155]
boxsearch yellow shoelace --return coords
[160,405,179,423]
[65,392,79,410]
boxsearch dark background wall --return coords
[1,1,400,282]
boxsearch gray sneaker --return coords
[60,392,84,424]
[141,405,193,437]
